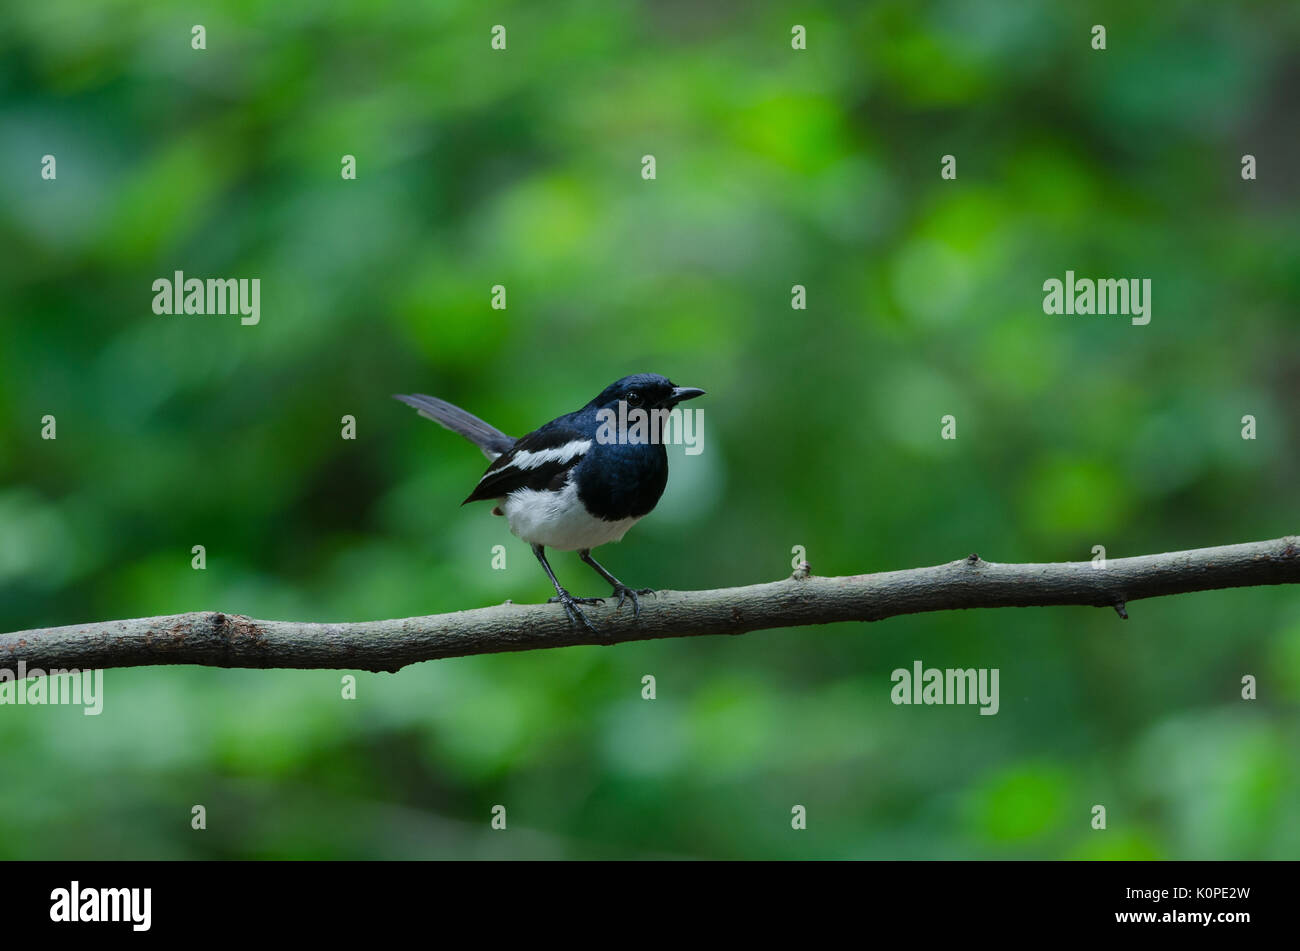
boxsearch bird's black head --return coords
[587,373,705,412]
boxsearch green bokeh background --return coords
[2,0,1298,859]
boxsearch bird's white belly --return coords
[502,481,640,551]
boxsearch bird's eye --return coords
[626,391,642,407]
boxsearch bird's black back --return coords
[461,373,687,518]
[462,416,589,505]
[462,404,669,520]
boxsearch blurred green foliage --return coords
[1,0,1298,859]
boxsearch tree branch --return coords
[3,537,1297,675]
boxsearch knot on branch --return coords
[208,612,266,658]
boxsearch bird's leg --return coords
[532,545,601,632]
[579,549,655,619]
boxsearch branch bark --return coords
[3,536,1297,675]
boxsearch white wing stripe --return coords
[477,439,591,484]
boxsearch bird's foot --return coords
[610,585,656,619]
[548,591,602,633]
[548,594,605,606]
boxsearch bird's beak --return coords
[668,386,706,405]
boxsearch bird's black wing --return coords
[462,423,591,504]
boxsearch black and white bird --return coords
[394,374,705,631]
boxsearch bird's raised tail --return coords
[393,393,514,459]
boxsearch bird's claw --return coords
[611,585,656,619]
[549,591,601,633]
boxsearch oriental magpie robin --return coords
[394,374,705,631]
